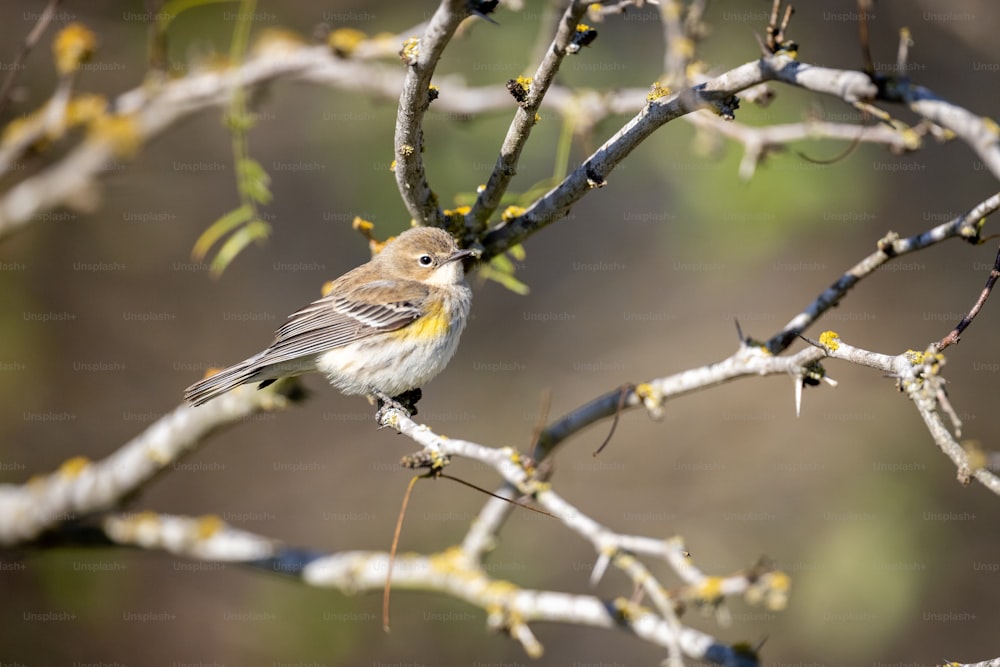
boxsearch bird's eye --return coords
[418,254,434,267]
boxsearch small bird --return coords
[184,226,475,414]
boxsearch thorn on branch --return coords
[793,359,837,417]
[468,0,500,25]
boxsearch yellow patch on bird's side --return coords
[406,303,451,341]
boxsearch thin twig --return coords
[531,193,1000,465]
[769,193,1000,353]
[466,0,589,234]
[0,0,62,117]
[384,474,421,632]
[936,244,1000,350]
[857,0,874,75]
[479,55,878,259]
[660,0,686,85]
[439,473,556,518]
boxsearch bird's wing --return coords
[248,280,429,366]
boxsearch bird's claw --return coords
[373,388,422,424]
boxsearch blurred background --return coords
[2,0,1000,664]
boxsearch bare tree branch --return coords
[466,0,590,234]
[769,193,1000,353]
[392,0,470,226]
[480,55,877,259]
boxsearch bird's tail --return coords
[184,354,268,406]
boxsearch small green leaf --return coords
[489,253,514,273]
[238,158,272,204]
[452,191,479,207]
[209,219,271,276]
[225,110,256,132]
[479,249,530,295]
[238,157,268,184]
[244,180,272,205]
[479,264,530,295]
[192,203,253,261]
[158,0,238,33]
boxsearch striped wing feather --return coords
[250,280,428,367]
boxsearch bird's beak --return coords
[445,248,479,264]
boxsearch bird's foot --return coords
[373,388,422,424]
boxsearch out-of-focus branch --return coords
[686,112,923,181]
[0,30,494,241]
[0,0,62,117]
[659,0,708,88]
[0,40,382,239]
[480,55,880,259]
[30,501,777,662]
[0,22,97,173]
[0,380,301,546]
[938,657,1000,667]
[911,89,1000,181]
[871,26,1000,182]
[2,32,991,255]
